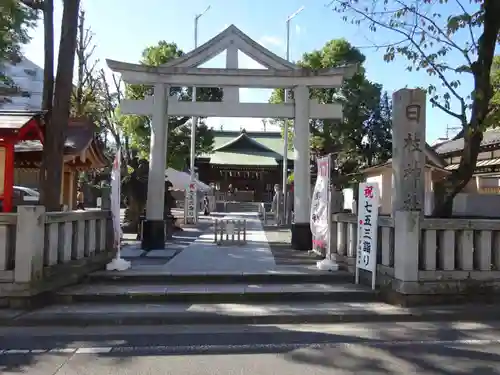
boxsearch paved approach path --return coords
[162,213,276,274]
[1,322,500,374]
[119,209,214,268]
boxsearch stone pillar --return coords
[142,84,169,250]
[392,88,426,215]
[272,184,284,226]
[14,206,45,283]
[286,189,293,225]
[331,188,344,214]
[291,85,312,250]
[392,88,426,284]
[101,186,111,210]
[223,41,239,104]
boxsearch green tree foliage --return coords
[269,39,392,186]
[0,0,37,94]
[488,55,500,127]
[328,0,500,216]
[122,41,222,170]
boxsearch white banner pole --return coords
[106,148,131,271]
[314,154,338,271]
[326,154,332,260]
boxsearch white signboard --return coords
[310,155,331,255]
[355,182,380,290]
[185,182,197,224]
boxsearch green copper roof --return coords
[204,130,294,166]
[209,152,280,165]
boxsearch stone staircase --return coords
[215,201,264,213]
[8,267,498,326]
[59,270,375,305]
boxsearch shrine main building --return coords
[196,129,293,202]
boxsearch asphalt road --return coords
[2,322,500,374]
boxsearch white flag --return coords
[106,148,131,271]
[310,156,331,247]
[111,149,121,249]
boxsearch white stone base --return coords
[316,258,339,272]
[106,256,132,271]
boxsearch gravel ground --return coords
[263,225,322,266]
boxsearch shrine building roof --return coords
[433,128,500,155]
[201,129,293,166]
[362,143,448,175]
[0,110,43,130]
[14,117,109,169]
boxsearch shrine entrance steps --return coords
[6,268,500,326]
[5,213,500,326]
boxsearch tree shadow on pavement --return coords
[2,320,500,374]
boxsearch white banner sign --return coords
[310,155,331,251]
[185,182,197,224]
[355,182,380,289]
[111,149,122,250]
[106,148,131,271]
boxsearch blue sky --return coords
[23,0,479,142]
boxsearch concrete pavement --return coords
[2,322,500,374]
[162,213,276,273]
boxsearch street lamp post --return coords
[189,5,210,224]
[282,6,304,225]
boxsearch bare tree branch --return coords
[455,0,479,53]
[330,0,468,120]
[394,0,473,67]
[112,74,122,101]
[429,98,464,122]
[98,68,125,152]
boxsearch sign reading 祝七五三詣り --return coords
[355,182,380,290]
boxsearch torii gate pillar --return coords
[142,84,169,250]
[291,85,312,250]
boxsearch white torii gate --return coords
[107,25,355,251]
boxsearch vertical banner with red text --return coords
[355,182,380,289]
[310,155,331,253]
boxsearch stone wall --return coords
[330,213,500,304]
[0,206,115,307]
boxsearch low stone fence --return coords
[213,218,247,245]
[417,218,500,290]
[330,213,500,300]
[0,206,115,306]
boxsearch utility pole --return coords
[446,125,461,139]
[188,5,210,224]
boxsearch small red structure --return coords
[0,111,44,212]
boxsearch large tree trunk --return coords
[432,0,500,217]
[432,130,483,217]
[122,197,143,234]
[39,0,80,211]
